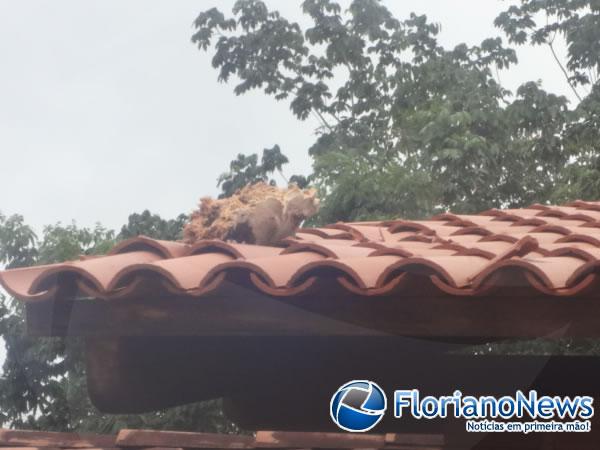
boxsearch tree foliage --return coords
[0,213,236,433]
[194,0,600,221]
[217,145,307,198]
[495,0,600,95]
[118,210,188,241]
[494,0,600,204]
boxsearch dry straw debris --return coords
[183,182,319,245]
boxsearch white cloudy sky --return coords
[0,1,573,364]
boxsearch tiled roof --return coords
[4,200,600,301]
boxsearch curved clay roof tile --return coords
[3,202,600,301]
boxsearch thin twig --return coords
[494,63,502,86]
[548,40,582,102]
[277,168,289,185]
[546,14,582,102]
[310,110,331,131]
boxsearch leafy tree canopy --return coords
[495,0,600,94]
[494,0,600,203]
[217,145,308,198]
[193,0,600,221]
[118,210,188,241]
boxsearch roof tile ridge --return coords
[468,236,539,282]
[489,236,539,263]
[108,235,190,258]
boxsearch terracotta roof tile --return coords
[109,236,189,258]
[282,242,375,258]
[327,223,395,241]
[189,240,283,259]
[123,253,234,292]
[444,234,489,244]
[295,228,354,240]
[5,201,600,300]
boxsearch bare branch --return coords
[546,14,582,102]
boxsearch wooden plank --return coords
[0,447,117,450]
[255,431,446,449]
[115,430,253,449]
[255,431,386,448]
[0,430,115,448]
[0,447,63,450]
[85,334,600,417]
[132,447,184,450]
[286,282,600,340]
[26,291,386,338]
[385,447,443,450]
[384,433,444,447]
[69,447,118,450]
[385,446,443,450]
[83,336,458,414]
[24,280,600,340]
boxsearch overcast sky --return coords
[0,1,573,364]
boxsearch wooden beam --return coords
[0,429,598,450]
[26,292,386,338]
[82,336,459,413]
[254,431,385,448]
[385,447,443,450]
[130,448,184,450]
[115,430,253,449]
[385,433,445,448]
[286,282,600,340]
[84,335,600,417]
[129,448,184,450]
[0,448,118,450]
[0,447,64,450]
[24,280,600,340]
[0,430,115,448]
[254,431,444,448]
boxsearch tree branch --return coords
[545,15,582,102]
[277,168,289,184]
[547,40,582,102]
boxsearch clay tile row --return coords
[3,201,600,301]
